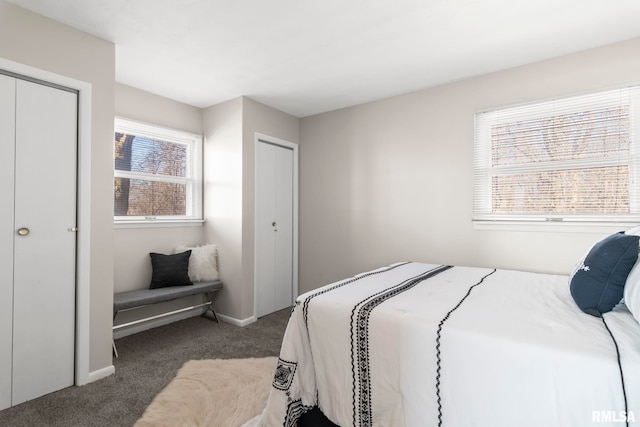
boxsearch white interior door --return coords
[0,74,16,411]
[256,140,294,317]
[11,79,77,406]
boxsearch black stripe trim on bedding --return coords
[283,262,411,427]
[350,264,453,427]
[302,262,410,327]
[600,315,629,427]
[284,399,315,427]
[435,268,496,427]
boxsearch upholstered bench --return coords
[112,280,223,356]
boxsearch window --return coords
[473,86,640,226]
[114,117,203,224]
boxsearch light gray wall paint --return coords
[0,1,115,373]
[241,97,299,318]
[202,96,299,321]
[115,92,301,325]
[5,0,639,373]
[202,97,245,319]
[113,83,206,293]
[115,83,203,134]
[298,37,640,294]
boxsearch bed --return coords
[245,256,640,426]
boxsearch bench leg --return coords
[202,305,219,322]
[113,310,119,358]
[201,291,219,322]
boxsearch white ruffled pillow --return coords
[624,227,640,324]
[625,269,640,324]
[175,244,219,282]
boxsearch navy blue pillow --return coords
[570,232,639,317]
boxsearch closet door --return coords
[0,74,16,411]
[256,140,294,317]
[12,79,77,405]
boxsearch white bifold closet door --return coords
[256,140,294,317]
[0,74,77,410]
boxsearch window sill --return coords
[114,219,205,229]
[473,220,638,234]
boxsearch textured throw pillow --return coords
[175,244,219,282]
[569,232,639,316]
[149,251,193,289]
[625,225,640,236]
[624,226,640,324]
[624,267,640,324]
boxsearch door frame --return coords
[0,57,93,386]
[253,133,299,318]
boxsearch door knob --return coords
[17,227,29,236]
[272,221,277,227]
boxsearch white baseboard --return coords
[84,365,115,385]
[217,313,257,327]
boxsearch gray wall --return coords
[203,96,299,322]
[112,83,210,334]
[113,83,206,293]
[241,97,300,317]
[5,0,639,378]
[114,90,300,325]
[298,37,640,293]
[114,89,299,325]
[202,97,245,319]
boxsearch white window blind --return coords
[114,117,203,223]
[473,86,640,224]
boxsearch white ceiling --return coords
[10,0,640,117]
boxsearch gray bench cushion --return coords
[114,280,223,312]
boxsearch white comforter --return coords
[245,262,640,427]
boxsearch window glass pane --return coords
[474,86,640,223]
[114,133,187,177]
[114,117,203,222]
[491,166,629,214]
[491,106,629,167]
[114,177,186,216]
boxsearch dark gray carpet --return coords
[0,308,291,427]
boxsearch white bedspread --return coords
[245,262,640,427]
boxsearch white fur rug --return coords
[135,357,277,427]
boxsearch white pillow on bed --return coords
[624,226,640,324]
[175,244,219,282]
[625,269,640,324]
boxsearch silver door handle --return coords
[17,227,29,236]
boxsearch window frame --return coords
[473,85,640,231]
[113,117,204,227]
